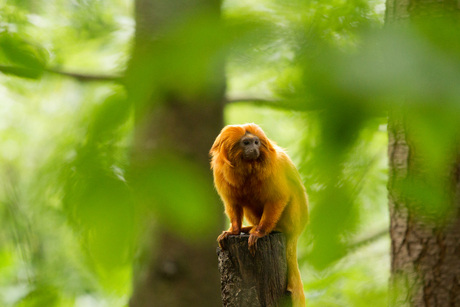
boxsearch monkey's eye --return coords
[255,140,259,145]
[243,140,250,145]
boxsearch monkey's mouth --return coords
[243,152,260,161]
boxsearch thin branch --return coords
[347,228,389,252]
[225,95,322,112]
[45,68,122,83]
[0,65,123,83]
[225,97,280,105]
[299,228,388,264]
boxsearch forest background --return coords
[1,0,458,306]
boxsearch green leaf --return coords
[0,32,47,78]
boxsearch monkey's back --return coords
[270,150,308,236]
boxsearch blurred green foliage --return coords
[2,0,460,306]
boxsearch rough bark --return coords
[127,0,225,306]
[217,232,292,307]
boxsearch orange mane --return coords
[210,123,276,169]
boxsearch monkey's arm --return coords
[248,200,287,255]
[217,199,243,247]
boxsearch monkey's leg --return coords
[286,235,306,307]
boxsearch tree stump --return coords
[216,232,292,307]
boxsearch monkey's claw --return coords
[218,230,241,249]
[217,231,230,248]
[248,233,259,256]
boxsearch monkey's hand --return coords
[248,229,266,256]
[217,229,241,249]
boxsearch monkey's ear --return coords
[263,138,278,154]
[210,134,233,168]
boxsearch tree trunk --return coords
[388,110,460,306]
[217,232,292,307]
[386,2,460,306]
[126,0,225,306]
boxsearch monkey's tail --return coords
[286,235,306,307]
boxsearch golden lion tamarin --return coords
[210,123,308,307]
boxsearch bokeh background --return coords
[1,0,460,306]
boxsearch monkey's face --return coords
[239,133,260,161]
[210,123,275,169]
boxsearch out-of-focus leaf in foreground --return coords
[61,92,135,274]
[0,32,47,79]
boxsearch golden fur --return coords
[210,123,308,307]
